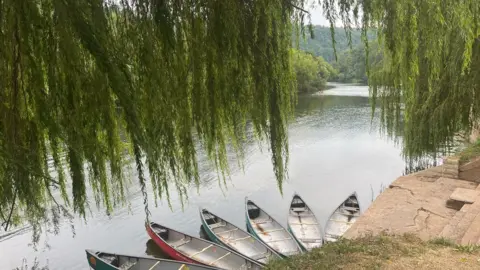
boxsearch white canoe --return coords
[324,193,360,243]
[245,198,302,257]
[200,208,281,264]
[287,194,323,251]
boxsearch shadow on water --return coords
[145,239,169,259]
[199,225,211,241]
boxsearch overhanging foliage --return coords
[0,0,309,234]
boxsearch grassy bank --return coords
[459,138,480,164]
[265,234,480,269]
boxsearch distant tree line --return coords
[291,49,336,93]
[294,26,380,85]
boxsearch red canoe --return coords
[146,222,263,269]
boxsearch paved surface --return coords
[344,166,477,241]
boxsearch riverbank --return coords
[269,137,480,269]
[265,234,480,269]
[266,154,480,269]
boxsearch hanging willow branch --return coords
[321,0,480,160]
[0,0,311,233]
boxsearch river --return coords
[0,83,406,269]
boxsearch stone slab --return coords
[454,196,480,244]
[344,175,477,241]
[461,205,480,245]
[449,188,479,204]
[440,204,471,239]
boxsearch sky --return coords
[308,4,330,26]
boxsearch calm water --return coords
[0,83,406,269]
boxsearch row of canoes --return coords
[86,193,360,270]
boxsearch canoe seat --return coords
[262,228,284,233]
[171,237,191,248]
[209,222,226,229]
[252,219,272,224]
[227,235,251,243]
[289,222,319,225]
[299,238,322,243]
[283,250,300,256]
[343,206,360,212]
[266,237,291,243]
[291,207,306,212]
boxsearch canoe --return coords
[85,249,219,270]
[324,193,361,243]
[245,199,303,257]
[146,222,263,270]
[199,208,282,265]
[287,194,323,251]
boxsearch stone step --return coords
[440,204,471,239]
[449,188,479,204]
[461,210,480,245]
[453,197,480,243]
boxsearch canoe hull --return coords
[146,224,199,265]
[287,194,323,252]
[287,225,307,252]
[86,250,117,270]
[324,193,360,243]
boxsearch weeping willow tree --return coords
[320,0,480,160]
[1,0,479,239]
[0,0,312,235]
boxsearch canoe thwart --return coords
[289,222,319,226]
[148,261,160,270]
[226,236,251,243]
[171,237,191,248]
[215,228,238,235]
[208,252,231,265]
[265,237,292,243]
[190,244,213,258]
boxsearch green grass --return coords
[265,234,480,270]
[458,139,480,164]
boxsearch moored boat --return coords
[245,199,302,257]
[85,249,219,270]
[200,208,282,265]
[287,194,323,251]
[324,193,361,243]
[146,222,263,269]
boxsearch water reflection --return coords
[144,239,168,259]
[0,83,407,270]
